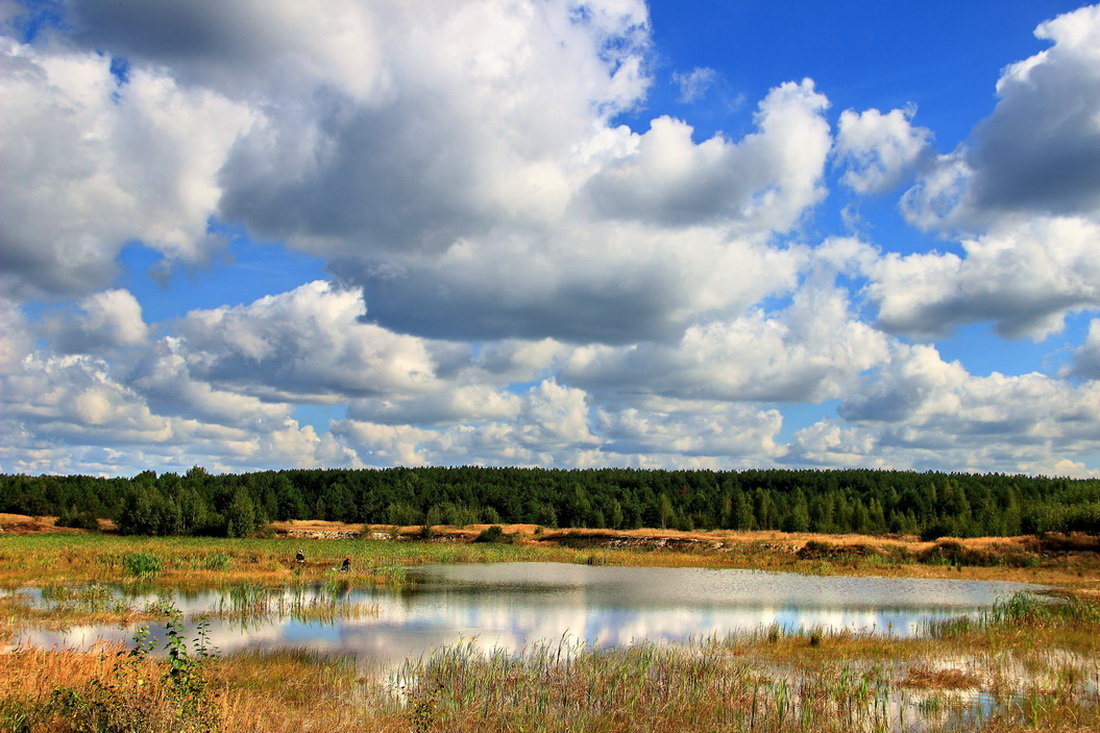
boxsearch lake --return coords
[11,562,1046,667]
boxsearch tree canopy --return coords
[2,466,1096,538]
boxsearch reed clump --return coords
[928,592,1100,639]
[213,583,377,625]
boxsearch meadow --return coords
[0,527,1097,731]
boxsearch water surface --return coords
[13,562,1046,667]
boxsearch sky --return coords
[3,0,1100,478]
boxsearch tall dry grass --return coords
[0,644,218,731]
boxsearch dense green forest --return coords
[1,467,1098,539]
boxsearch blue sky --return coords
[3,0,1100,477]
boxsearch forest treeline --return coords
[1,466,1098,539]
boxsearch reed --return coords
[930,592,1100,634]
[382,630,1099,732]
[212,583,377,625]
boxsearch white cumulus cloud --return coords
[836,106,931,194]
[869,217,1100,340]
[902,4,1100,228]
[0,38,256,297]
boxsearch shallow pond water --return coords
[11,562,1046,667]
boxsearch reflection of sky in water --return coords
[12,563,1045,667]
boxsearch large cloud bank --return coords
[3,0,1100,477]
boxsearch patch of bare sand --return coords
[0,513,77,535]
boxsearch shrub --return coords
[920,540,967,566]
[122,552,163,577]
[473,525,514,544]
[55,508,100,531]
[918,540,1038,567]
[796,540,835,559]
[1039,532,1100,553]
[796,540,891,564]
[919,522,955,542]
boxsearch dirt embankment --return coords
[0,513,77,535]
[268,519,1100,559]
[6,513,1097,566]
[0,513,113,535]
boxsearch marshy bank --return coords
[3,514,1099,589]
[1,593,1097,732]
[0,526,1097,730]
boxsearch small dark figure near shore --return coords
[340,557,351,573]
[295,549,305,564]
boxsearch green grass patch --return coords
[121,552,163,577]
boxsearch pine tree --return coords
[784,490,811,533]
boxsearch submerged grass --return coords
[212,583,377,625]
[0,584,175,639]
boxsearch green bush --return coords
[918,539,1038,567]
[919,521,955,542]
[55,508,100,531]
[473,525,514,544]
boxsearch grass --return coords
[1,531,1095,591]
[0,534,570,591]
[365,596,1100,732]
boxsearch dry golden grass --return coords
[212,652,400,732]
[901,665,982,689]
[0,644,136,699]
[0,513,82,536]
[271,516,1067,551]
[0,644,221,731]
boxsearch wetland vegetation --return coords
[0,526,1097,731]
[1,585,1097,731]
